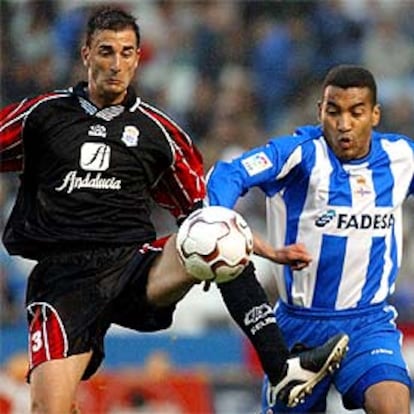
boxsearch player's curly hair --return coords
[85,6,140,48]
[323,65,377,104]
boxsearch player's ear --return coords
[81,46,90,67]
[134,48,141,70]
[372,104,381,128]
[317,100,322,122]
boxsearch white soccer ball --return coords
[176,206,254,283]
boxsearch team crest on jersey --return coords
[354,175,372,197]
[88,124,107,138]
[121,126,139,147]
[241,152,272,176]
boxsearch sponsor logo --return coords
[121,125,139,147]
[55,141,121,193]
[337,213,394,230]
[241,152,272,176]
[315,209,395,230]
[80,143,111,171]
[315,209,336,227]
[55,171,121,194]
[88,124,107,138]
[244,304,277,335]
[250,317,277,335]
[371,348,393,355]
[244,304,274,325]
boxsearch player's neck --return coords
[87,86,127,108]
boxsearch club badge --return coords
[121,125,139,147]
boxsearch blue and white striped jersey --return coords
[207,125,414,311]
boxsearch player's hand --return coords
[273,243,312,270]
[253,233,312,270]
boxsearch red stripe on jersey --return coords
[0,99,29,128]
[139,103,206,220]
[28,303,67,372]
[0,123,23,171]
[0,92,69,172]
[0,109,23,151]
[139,234,171,253]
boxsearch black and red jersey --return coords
[0,82,205,259]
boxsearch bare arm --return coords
[253,232,312,271]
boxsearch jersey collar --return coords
[73,81,138,120]
[73,81,137,110]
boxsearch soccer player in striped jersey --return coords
[207,64,413,413]
[0,6,348,414]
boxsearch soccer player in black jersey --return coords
[0,7,348,413]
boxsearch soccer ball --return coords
[176,206,254,283]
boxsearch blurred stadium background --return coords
[1,0,414,412]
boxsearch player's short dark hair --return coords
[85,6,140,48]
[322,65,377,104]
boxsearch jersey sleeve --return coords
[0,100,27,172]
[207,144,279,208]
[148,111,206,223]
[0,94,59,172]
[207,134,309,208]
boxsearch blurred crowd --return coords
[1,0,414,328]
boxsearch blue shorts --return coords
[261,301,413,413]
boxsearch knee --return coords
[31,401,41,414]
[146,252,196,307]
[30,399,49,414]
[30,400,80,414]
[146,269,195,307]
[30,385,48,414]
[146,275,195,307]
[364,398,409,414]
[364,382,410,414]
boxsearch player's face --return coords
[318,86,381,161]
[81,28,140,107]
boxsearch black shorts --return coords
[26,244,176,380]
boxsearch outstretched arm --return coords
[253,232,312,271]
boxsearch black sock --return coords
[218,263,289,384]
